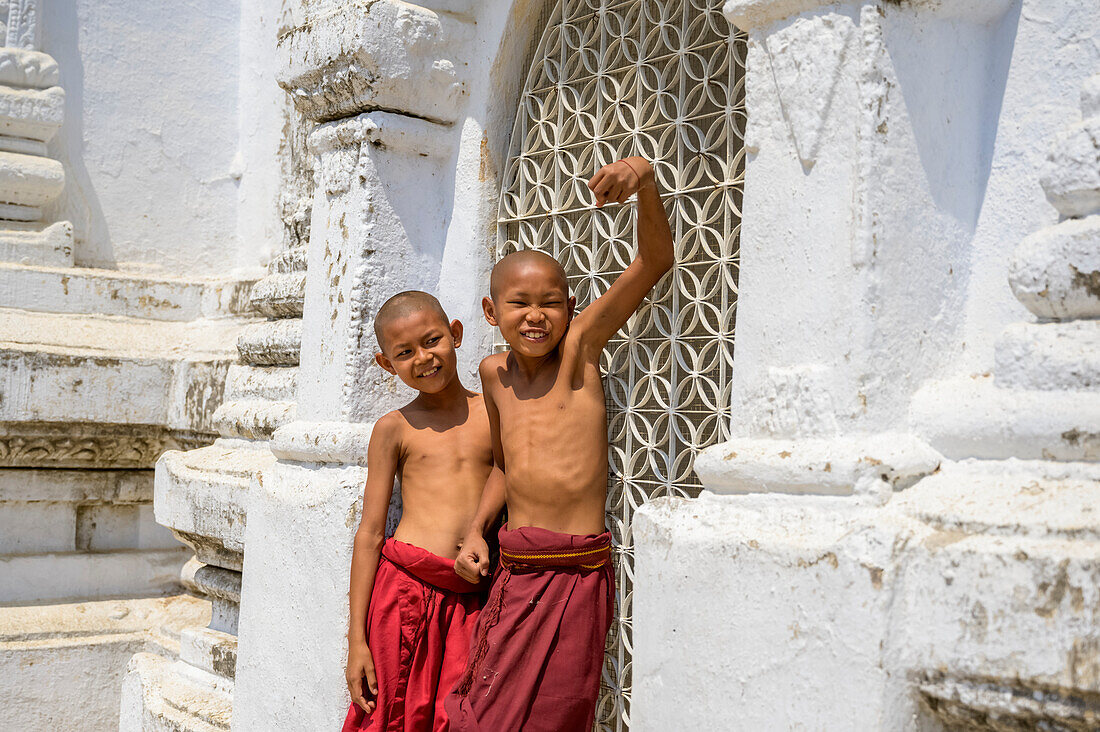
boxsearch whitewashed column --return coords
[232,3,473,730]
[0,0,71,266]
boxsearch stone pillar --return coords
[231,3,472,729]
[632,0,1099,729]
[0,0,72,267]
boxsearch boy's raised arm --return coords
[346,412,401,713]
[573,156,675,355]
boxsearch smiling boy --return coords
[446,157,674,731]
[342,291,494,732]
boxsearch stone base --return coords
[632,458,1100,731]
[120,652,233,732]
[0,594,209,732]
[233,458,367,731]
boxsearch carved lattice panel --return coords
[497,1,745,729]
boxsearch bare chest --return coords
[496,365,606,434]
[399,422,491,474]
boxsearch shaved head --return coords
[374,290,450,352]
[490,250,568,300]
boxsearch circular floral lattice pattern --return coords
[497,1,745,729]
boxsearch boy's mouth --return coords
[417,365,441,378]
[520,330,549,343]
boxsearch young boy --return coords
[446,157,674,731]
[343,291,495,732]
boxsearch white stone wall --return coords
[39,0,276,276]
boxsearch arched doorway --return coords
[497,1,745,727]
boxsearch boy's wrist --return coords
[620,157,655,190]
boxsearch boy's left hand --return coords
[588,157,655,208]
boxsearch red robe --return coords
[444,526,615,732]
[342,539,485,732]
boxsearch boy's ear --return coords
[482,297,498,326]
[450,319,463,348]
[374,352,396,375]
[567,295,577,322]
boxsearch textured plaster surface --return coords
[39,1,252,275]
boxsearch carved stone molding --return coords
[236,319,302,366]
[276,0,471,124]
[0,0,70,266]
[920,675,1100,730]
[0,422,213,468]
[1,0,41,50]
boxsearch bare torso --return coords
[391,393,494,558]
[483,338,609,536]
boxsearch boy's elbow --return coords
[649,248,675,275]
[354,524,385,551]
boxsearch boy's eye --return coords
[427,336,441,344]
[396,349,411,357]
[508,301,526,307]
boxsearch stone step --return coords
[893,459,1100,541]
[269,245,307,273]
[0,310,251,439]
[120,652,232,732]
[1008,215,1100,321]
[1042,115,1100,218]
[0,221,72,267]
[236,318,301,365]
[0,261,258,321]
[2,594,209,732]
[212,399,297,440]
[180,626,238,680]
[248,270,305,317]
[996,320,1100,391]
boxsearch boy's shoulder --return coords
[478,351,509,377]
[369,409,406,451]
[377,408,405,426]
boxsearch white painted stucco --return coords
[39,0,271,276]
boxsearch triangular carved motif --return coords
[763,16,855,169]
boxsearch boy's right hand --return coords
[346,640,377,714]
[455,532,491,583]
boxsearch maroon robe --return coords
[444,525,615,732]
[342,539,485,732]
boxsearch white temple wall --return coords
[39,0,274,275]
[437,0,548,381]
[235,0,288,274]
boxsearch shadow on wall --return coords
[40,0,112,269]
[885,0,1021,229]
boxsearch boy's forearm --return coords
[347,530,384,643]
[634,182,675,272]
[467,466,506,537]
